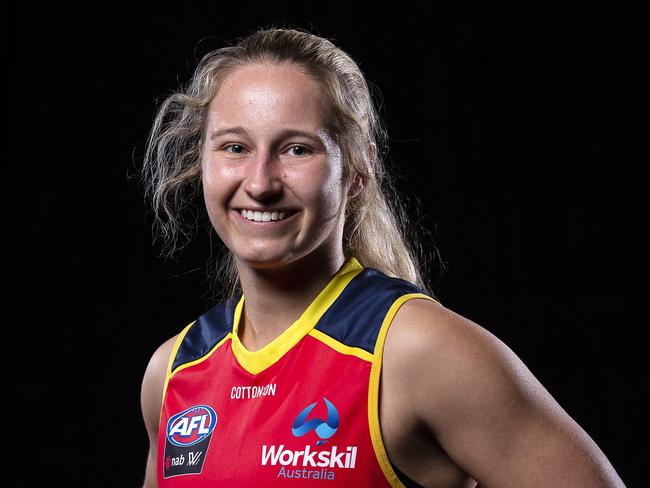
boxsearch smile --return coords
[238,209,292,222]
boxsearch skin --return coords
[141,62,625,487]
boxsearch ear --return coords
[347,143,374,198]
[368,142,377,162]
[347,172,365,198]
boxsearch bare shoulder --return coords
[383,298,625,487]
[141,334,179,487]
[383,298,507,387]
[141,334,180,437]
[385,297,493,356]
[384,296,580,437]
[383,298,518,418]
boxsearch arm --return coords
[387,299,625,488]
[140,335,178,488]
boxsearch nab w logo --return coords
[292,397,339,445]
[187,451,203,466]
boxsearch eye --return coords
[223,144,248,154]
[285,145,311,157]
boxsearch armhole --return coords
[159,321,195,423]
[367,293,436,488]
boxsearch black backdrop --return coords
[5,3,647,486]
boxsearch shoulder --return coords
[140,334,180,485]
[142,334,179,389]
[140,334,180,437]
[384,297,500,373]
[383,297,551,428]
[385,297,519,373]
[382,300,625,486]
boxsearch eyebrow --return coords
[209,126,248,140]
[209,126,326,146]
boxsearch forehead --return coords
[206,63,329,129]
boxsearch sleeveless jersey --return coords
[157,257,476,487]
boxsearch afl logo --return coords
[166,405,217,447]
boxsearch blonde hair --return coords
[142,27,434,299]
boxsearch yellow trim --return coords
[159,321,194,421]
[231,257,364,375]
[161,323,234,410]
[368,293,437,488]
[308,328,374,363]
[169,333,232,379]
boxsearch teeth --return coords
[239,209,290,222]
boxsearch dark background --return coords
[5,2,647,486]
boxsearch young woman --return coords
[140,28,625,487]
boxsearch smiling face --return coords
[201,62,351,270]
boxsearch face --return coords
[201,62,351,270]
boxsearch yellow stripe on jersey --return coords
[367,292,437,488]
[158,316,234,422]
[231,257,364,375]
[166,332,232,382]
[159,321,194,422]
[308,328,374,362]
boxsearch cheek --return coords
[296,162,346,214]
[320,157,345,205]
[202,163,239,202]
[201,164,240,230]
[319,176,345,211]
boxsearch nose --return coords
[244,150,283,201]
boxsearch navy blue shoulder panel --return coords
[314,267,426,354]
[171,297,239,373]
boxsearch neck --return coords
[235,248,347,351]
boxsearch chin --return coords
[235,250,297,270]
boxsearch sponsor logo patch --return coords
[261,397,357,481]
[164,405,216,477]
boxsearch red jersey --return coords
[157,257,471,487]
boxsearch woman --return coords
[140,28,624,487]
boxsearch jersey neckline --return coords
[230,256,364,375]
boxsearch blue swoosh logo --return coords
[291,397,339,445]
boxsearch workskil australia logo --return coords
[164,405,216,478]
[261,397,358,481]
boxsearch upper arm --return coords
[387,299,625,488]
[140,335,178,488]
